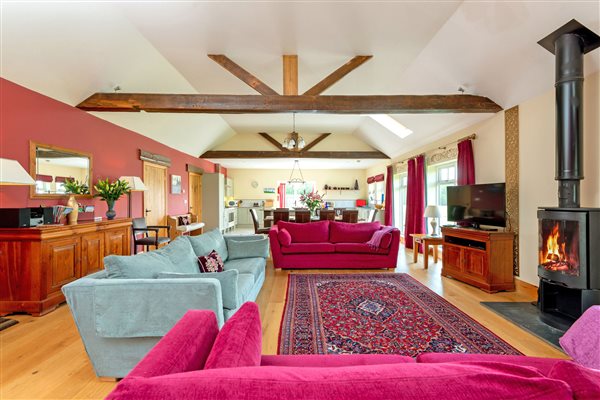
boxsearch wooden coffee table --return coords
[409,234,443,269]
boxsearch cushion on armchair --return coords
[559,305,600,370]
[104,237,198,279]
[226,237,269,260]
[188,229,229,261]
[204,302,262,369]
[157,270,239,310]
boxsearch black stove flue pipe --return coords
[538,20,600,208]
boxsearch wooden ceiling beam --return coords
[200,150,389,159]
[77,93,502,114]
[207,54,279,95]
[258,132,289,151]
[283,55,298,95]
[301,133,331,152]
[303,55,372,96]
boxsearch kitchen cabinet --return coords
[225,177,234,198]
[441,227,515,293]
[202,173,225,231]
[223,208,237,232]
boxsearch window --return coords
[426,161,457,232]
[368,181,385,206]
[393,173,408,232]
[284,181,316,208]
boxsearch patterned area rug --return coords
[279,273,521,356]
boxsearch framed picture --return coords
[171,175,182,194]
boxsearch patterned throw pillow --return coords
[178,215,191,226]
[198,250,224,273]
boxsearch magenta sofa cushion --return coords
[548,361,600,399]
[334,243,389,254]
[277,220,330,243]
[559,305,600,370]
[329,221,381,243]
[277,228,292,247]
[261,354,414,367]
[107,361,573,400]
[126,310,219,378]
[416,353,563,376]
[281,243,335,254]
[204,302,262,369]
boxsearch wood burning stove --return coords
[536,21,600,327]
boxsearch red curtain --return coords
[404,156,426,249]
[384,165,393,226]
[457,139,475,185]
[277,183,286,208]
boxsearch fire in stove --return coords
[539,220,580,276]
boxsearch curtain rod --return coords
[397,133,477,164]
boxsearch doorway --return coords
[189,172,203,222]
[143,161,168,237]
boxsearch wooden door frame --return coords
[188,171,203,223]
[142,161,168,228]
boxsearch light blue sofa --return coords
[62,229,268,378]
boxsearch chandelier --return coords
[282,113,306,151]
[288,160,305,184]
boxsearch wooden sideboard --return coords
[0,219,131,316]
[441,227,515,293]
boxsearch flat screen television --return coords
[446,183,506,229]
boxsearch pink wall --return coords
[0,78,226,219]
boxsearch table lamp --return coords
[0,158,36,185]
[424,205,441,236]
[119,176,148,218]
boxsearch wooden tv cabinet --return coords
[441,227,515,293]
[0,218,131,316]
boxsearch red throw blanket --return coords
[366,226,394,249]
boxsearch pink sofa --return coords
[107,303,600,400]
[269,220,400,269]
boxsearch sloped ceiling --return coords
[1,1,599,168]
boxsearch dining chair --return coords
[368,209,379,223]
[319,209,335,221]
[274,208,290,224]
[250,209,270,234]
[294,209,311,223]
[131,217,171,254]
[342,209,359,223]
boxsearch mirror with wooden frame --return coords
[29,141,93,198]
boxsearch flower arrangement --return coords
[299,190,325,214]
[63,178,90,195]
[93,178,130,220]
[93,178,130,202]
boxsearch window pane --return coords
[440,168,448,181]
[448,167,456,180]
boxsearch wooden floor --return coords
[0,247,566,399]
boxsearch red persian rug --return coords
[278,273,521,356]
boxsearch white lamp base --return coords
[430,219,439,236]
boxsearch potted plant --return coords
[93,178,130,220]
[299,190,325,217]
[63,179,90,225]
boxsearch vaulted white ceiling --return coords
[1,1,599,169]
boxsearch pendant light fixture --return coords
[287,159,305,184]
[282,113,306,151]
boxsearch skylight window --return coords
[369,115,413,138]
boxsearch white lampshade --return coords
[0,158,35,185]
[119,176,147,191]
[424,205,441,218]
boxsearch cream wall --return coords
[38,163,88,182]
[228,168,368,202]
[518,71,600,285]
